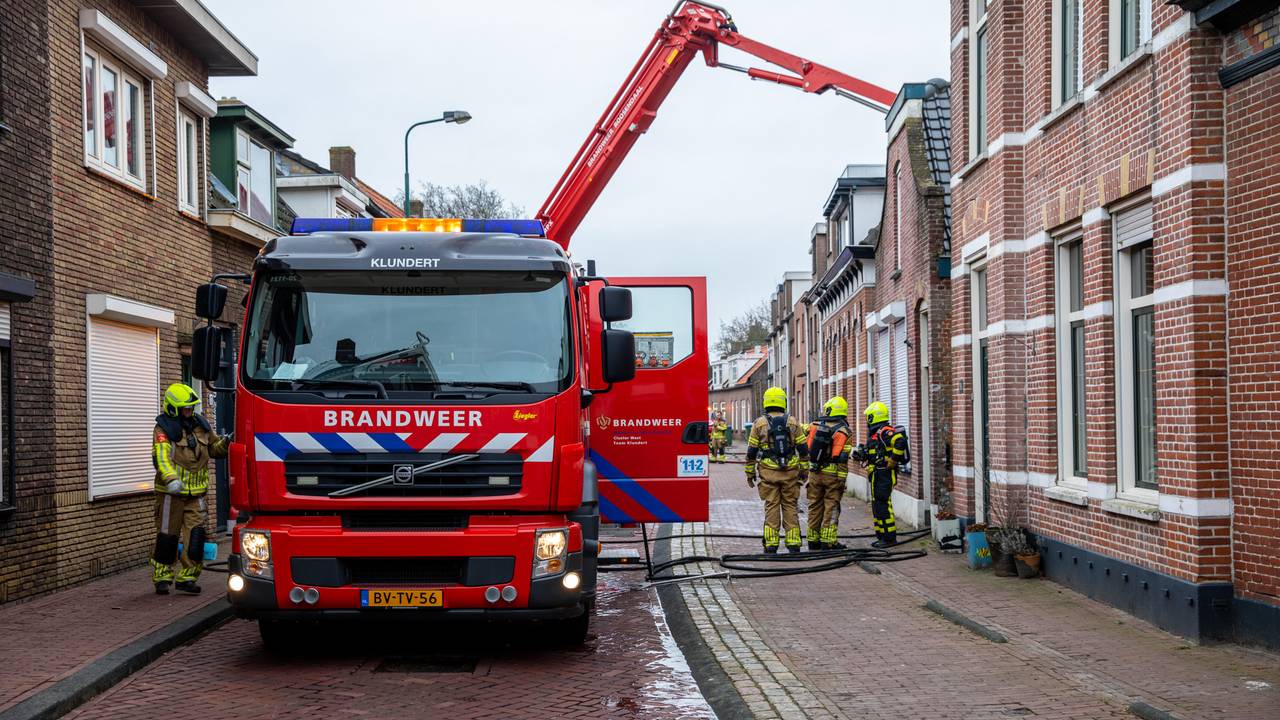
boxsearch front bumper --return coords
[226,516,586,620]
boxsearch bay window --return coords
[236,130,274,227]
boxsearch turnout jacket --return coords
[153,413,228,496]
[861,423,908,474]
[744,412,809,480]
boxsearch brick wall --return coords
[0,0,242,603]
[949,0,1278,626]
[0,0,57,603]
[1223,7,1280,606]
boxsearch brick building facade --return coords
[949,0,1278,646]
[0,0,256,603]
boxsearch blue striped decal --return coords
[313,433,357,454]
[597,494,633,524]
[369,433,414,453]
[256,433,298,461]
[589,450,680,523]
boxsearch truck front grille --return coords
[284,453,523,497]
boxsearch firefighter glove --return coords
[164,479,183,495]
[746,473,756,488]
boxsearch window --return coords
[82,46,145,187]
[1055,232,1087,486]
[893,162,902,270]
[971,0,990,154]
[1114,203,1156,496]
[236,130,274,227]
[1056,0,1083,105]
[177,109,200,214]
[1118,0,1152,60]
[88,317,160,499]
[971,261,991,520]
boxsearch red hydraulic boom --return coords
[537,1,897,249]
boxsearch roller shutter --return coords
[875,327,891,404]
[1114,202,1153,249]
[88,317,160,498]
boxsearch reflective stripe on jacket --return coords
[153,418,227,496]
[744,413,809,472]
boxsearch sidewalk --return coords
[665,464,1280,719]
[0,546,230,718]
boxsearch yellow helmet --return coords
[163,383,201,416]
[823,396,849,418]
[865,400,889,426]
[762,386,787,411]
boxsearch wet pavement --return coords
[67,558,713,719]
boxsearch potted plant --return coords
[988,527,1018,577]
[1003,529,1041,578]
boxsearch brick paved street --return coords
[0,544,226,712]
[669,462,1280,719]
[65,552,712,720]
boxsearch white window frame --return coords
[1110,0,1152,65]
[82,44,147,188]
[893,161,903,271]
[1114,204,1158,503]
[970,256,990,521]
[235,129,274,227]
[1052,0,1085,107]
[176,107,201,215]
[1055,228,1088,489]
[969,0,990,157]
[0,304,9,508]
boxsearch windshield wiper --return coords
[437,380,538,392]
[289,378,388,399]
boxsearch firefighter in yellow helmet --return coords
[709,412,729,463]
[744,387,809,553]
[854,401,909,547]
[806,396,853,551]
[151,383,230,595]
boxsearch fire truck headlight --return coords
[535,529,567,561]
[241,530,271,563]
[562,572,581,591]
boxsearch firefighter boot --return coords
[784,527,802,553]
[762,524,780,553]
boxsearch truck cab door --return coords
[588,277,709,523]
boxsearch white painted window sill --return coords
[1044,485,1088,506]
[1101,498,1161,522]
[1034,95,1083,136]
[1095,45,1153,93]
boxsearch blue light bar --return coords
[290,217,373,234]
[461,218,546,236]
[289,217,546,236]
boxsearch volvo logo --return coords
[392,464,415,485]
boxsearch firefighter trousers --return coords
[869,467,897,543]
[806,472,845,544]
[710,438,726,462]
[151,493,206,584]
[758,472,802,548]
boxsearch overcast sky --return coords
[204,0,951,351]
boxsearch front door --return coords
[589,277,709,523]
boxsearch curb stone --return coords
[0,599,233,720]
[652,523,754,720]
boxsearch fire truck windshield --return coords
[242,270,573,397]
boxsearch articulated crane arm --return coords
[537,1,896,249]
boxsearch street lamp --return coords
[403,111,472,216]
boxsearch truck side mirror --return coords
[195,283,228,320]
[599,286,633,323]
[190,326,224,381]
[600,329,636,384]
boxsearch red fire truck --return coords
[190,1,891,647]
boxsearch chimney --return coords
[329,146,356,180]
[409,199,424,218]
